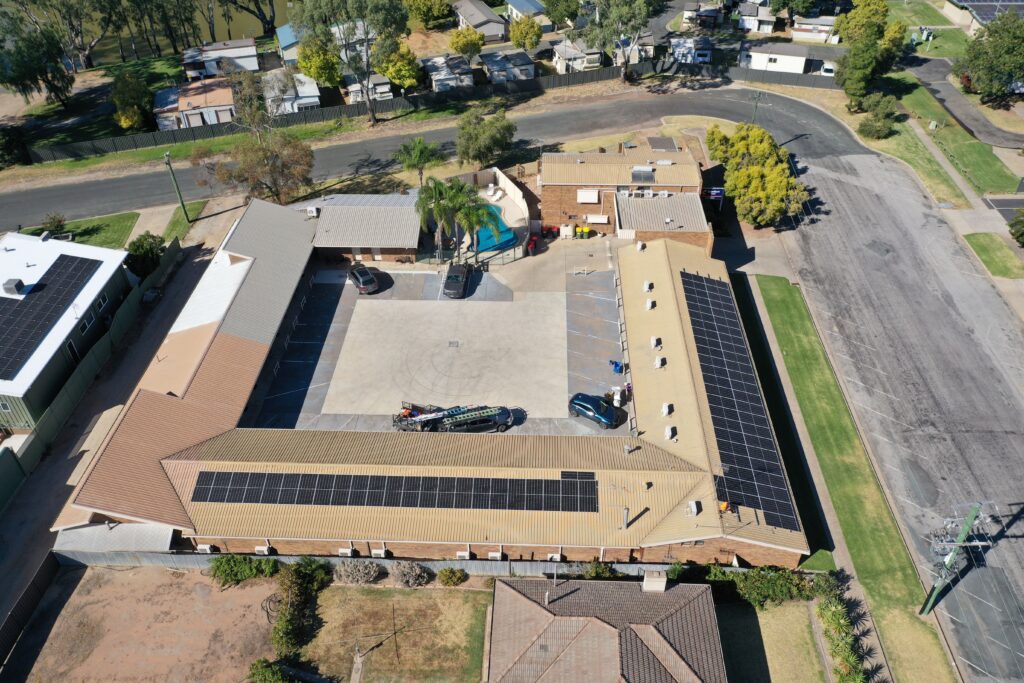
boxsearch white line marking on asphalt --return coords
[959,655,995,678]
[826,329,877,351]
[263,382,329,400]
[960,588,1002,611]
[834,351,889,376]
[897,495,928,512]
[936,608,963,624]
[845,376,901,402]
[987,635,1013,651]
[850,400,915,429]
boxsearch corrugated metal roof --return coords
[54,522,174,553]
[220,199,316,345]
[453,0,503,26]
[508,0,545,15]
[314,197,421,249]
[616,194,709,233]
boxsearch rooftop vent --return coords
[664,425,677,440]
[650,336,661,350]
[661,402,672,416]
[646,299,656,310]
[643,280,653,292]
[636,240,646,252]
[688,500,702,516]
[656,159,673,166]
[3,279,24,296]
[654,355,666,369]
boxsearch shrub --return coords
[209,554,278,587]
[392,560,431,587]
[0,126,27,168]
[732,566,815,609]
[248,658,293,682]
[42,212,66,235]
[857,111,895,139]
[125,231,166,279]
[816,592,866,683]
[334,560,382,585]
[271,558,333,658]
[437,567,469,586]
[582,562,617,580]
[1009,209,1024,247]
[483,577,496,589]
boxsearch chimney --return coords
[642,570,667,593]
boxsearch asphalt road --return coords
[986,197,1024,223]
[2,86,1023,679]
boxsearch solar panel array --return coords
[955,0,1021,23]
[680,271,801,532]
[192,470,599,512]
[0,255,102,381]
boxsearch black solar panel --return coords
[955,0,1021,22]
[681,271,801,532]
[192,471,600,513]
[0,255,103,380]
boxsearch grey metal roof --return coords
[617,194,709,233]
[794,13,837,25]
[313,194,421,249]
[420,54,474,78]
[498,579,727,683]
[745,41,808,57]
[220,199,316,345]
[738,1,759,15]
[505,49,534,67]
[647,136,678,152]
[53,523,174,552]
[453,0,504,27]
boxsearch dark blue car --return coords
[568,393,618,429]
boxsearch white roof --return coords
[294,73,320,97]
[54,522,175,552]
[169,248,252,335]
[0,233,126,398]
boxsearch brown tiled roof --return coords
[492,579,727,683]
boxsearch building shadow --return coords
[729,272,836,561]
[715,602,772,682]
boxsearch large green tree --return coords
[956,12,1024,103]
[544,0,580,26]
[836,38,879,106]
[834,0,887,44]
[293,0,409,124]
[876,20,908,74]
[509,15,542,50]
[5,0,118,70]
[580,0,653,79]
[193,131,315,203]
[406,0,450,27]
[297,33,344,87]
[394,136,442,186]
[218,0,278,35]
[449,26,485,62]
[378,42,419,90]
[456,109,516,167]
[1009,209,1024,247]
[111,70,152,129]
[0,18,75,109]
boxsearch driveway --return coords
[908,57,1024,149]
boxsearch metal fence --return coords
[28,64,650,164]
[0,553,59,671]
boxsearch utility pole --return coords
[920,502,983,616]
[164,152,191,224]
[751,90,766,125]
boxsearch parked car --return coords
[568,393,618,429]
[348,263,379,294]
[443,263,470,299]
[438,406,514,433]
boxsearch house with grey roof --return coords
[552,38,604,74]
[302,192,422,262]
[421,54,475,92]
[480,49,535,83]
[615,193,711,251]
[488,576,727,682]
[453,0,507,42]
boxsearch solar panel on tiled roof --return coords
[0,254,102,381]
[192,472,600,512]
[680,271,801,532]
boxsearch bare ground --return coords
[22,567,276,683]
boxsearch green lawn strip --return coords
[756,275,953,683]
[889,72,1020,195]
[459,591,492,681]
[868,119,969,207]
[964,233,1024,278]
[800,549,838,572]
[163,200,209,242]
[888,0,951,27]
[26,211,140,248]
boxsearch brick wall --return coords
[191,536,801,567]
[316,246,417,263]
[634,231,713,255]
[540,185,698,234]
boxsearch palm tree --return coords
[394,137,442,187]
[456,198,502,264]
[416,176,460,263]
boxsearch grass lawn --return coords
[163,200,208,242]
[891,72,1020,194]
[667,12,687,31]
[953,78,1024,134]
[746,83,969,208]
[26,211,140,249]
[964,233,1024,278]
[661,114,738,138]
[909,27,968,59]
[757,275,955,683]
[305,586,490,682]
[717,602,827,682]
[888,0,951,26]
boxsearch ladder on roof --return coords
[441,406,502,424]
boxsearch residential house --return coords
[329,21,376,60]
[613,31,656,66]
[453,0,508,43]
[506,0,554,32]
[670,36,713,63]
[182,38,259,80]
[488,578,728,683]
[791,14,837,42]
[342,73,394,103]
[737,2,781,32]
[301,192,422,262]
[681,0,701,20]
[696,3,724,27]
[263,70,321,115]
[420,54,475,92]
[153,86,180,130]
[177,78,235,127]
[0,233,130,430]
[615,192,712,251]
[739,41,844,75]
[479,49,535,83]
[276,23,302,65]
[552,38,604,74]
[538,136,702,233]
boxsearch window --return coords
[94,293,109,312]
[767,57,778,64]
[0,402,10,412]
[78,313,95,335]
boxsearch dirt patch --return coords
[405,30,454,57]
[305,585,491,682]
[26,567,276,683]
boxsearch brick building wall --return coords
[316,246,417,263]
[189,535,801,567]
[634,231,713,255]
[540,185,698,234]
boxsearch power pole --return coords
[920,502,983,616]
[751,90,766,125]
[164,152,191,224]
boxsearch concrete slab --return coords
[323,293,569,418]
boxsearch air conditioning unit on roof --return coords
[338,548,356,557]
[306,206,320,218]
[371,548,388,558]
[488,551,504,561]
[197,544,216,554]
[456,550,472,560]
